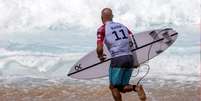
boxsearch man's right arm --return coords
[96,43,104,58]
[96,26,105,61]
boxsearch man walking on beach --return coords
[96,8,147,101]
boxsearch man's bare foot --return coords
[135,85,146,101]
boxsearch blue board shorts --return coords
[109,55,133,90]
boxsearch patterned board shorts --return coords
[109,55,134,89]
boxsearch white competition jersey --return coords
[104,21,132,58]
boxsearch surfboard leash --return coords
[136,28,173,85]
[135,29,155,85]
[136,63,150,85]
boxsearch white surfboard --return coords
[67,28,178,79]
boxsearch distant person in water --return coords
[96,8,147,101]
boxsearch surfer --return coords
[96,8,147,101]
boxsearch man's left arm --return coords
[127,28,140,68]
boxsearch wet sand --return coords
[0,78,200,101]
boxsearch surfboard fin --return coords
[156,50,163,54]
[165,40,173,46]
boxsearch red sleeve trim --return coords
[97,25,105,45]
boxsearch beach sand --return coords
[0,78,200,101]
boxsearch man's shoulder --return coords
[112,22,133,34]
[112,22,127,27]
[97,24,105,32]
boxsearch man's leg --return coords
[109,85,122,101]
[121,84,146,101]
[111,84,146,101]
[121,84,136,93]
[135,85,146,101]
[120,69,135,93]
[119,67,146,101]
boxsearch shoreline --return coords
[0,78,200,101]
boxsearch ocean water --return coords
[0,0,200,101]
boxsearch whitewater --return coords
[0,0,200,101]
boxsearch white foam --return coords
[0,0,199,33]
[0,48,84,77]
[0,0,199,81]
[148,53,200,75]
